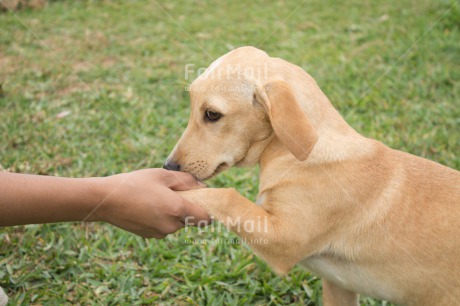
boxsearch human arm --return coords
[0,169,210,238]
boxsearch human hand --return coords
[90,169,210,238]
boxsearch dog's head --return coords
[164,47,318,180]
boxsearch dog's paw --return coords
[178,188,229,208]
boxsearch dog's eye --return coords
[205,110,222,122]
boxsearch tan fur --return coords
[0,0,46,11]
[255,81,318,161]
[169,46,460,305]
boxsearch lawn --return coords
[0,0,458,305]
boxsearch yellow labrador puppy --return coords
[165,47,460,305]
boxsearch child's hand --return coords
[92,169,210,238]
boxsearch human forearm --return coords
[0,172,102,226]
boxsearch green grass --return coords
[0,0,459,304]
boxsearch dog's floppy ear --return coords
[255,81,318,161]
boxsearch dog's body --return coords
[166,47,460,305]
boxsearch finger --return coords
[132,230,166,239]
[180,198,212,227]
[161,220,185,234]
[150,232,167,239]
[164,170,206,191]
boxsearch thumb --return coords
[165,170,206,191]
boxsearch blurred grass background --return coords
[0,0,459,304]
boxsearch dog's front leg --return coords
[178,188,302,274]
[323,279,359,306]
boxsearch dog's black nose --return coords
[163,161,181,171]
